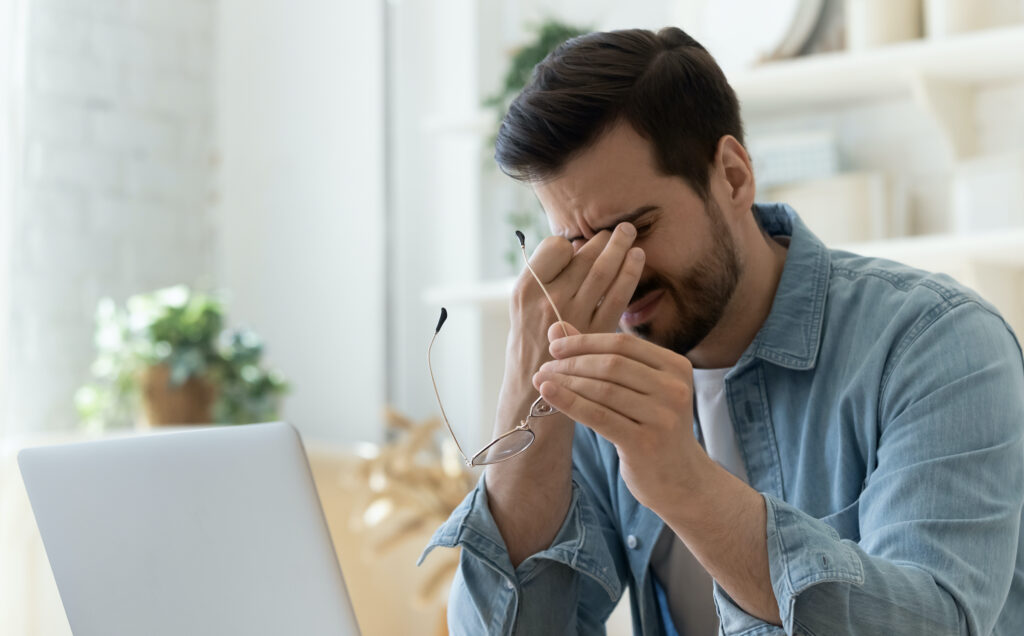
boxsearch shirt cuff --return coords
[712,493,864,630]
[418,474,513,575]
[419,474,623,602]
[715,493,865,635]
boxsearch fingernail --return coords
[619,222,636,238]
[629,247,644,261]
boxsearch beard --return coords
[628,199,741,356]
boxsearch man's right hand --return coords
[485,222,645,566]
[508,221,645,373]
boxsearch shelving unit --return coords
[838,227,1024,268]
[731,25,1024,159]
[731,25,1024,116]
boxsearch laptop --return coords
[18,422,362,636]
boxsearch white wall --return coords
[216,0,386,443]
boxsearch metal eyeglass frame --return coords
[428,232,569,467]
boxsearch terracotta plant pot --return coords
[140,364,218,426]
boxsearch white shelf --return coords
[422,277,515,310]
[837,228,1024,268]
[731,25,1024,117]
[421,108,495,135]
[424,229,1024,306]
[423,26,1024,135]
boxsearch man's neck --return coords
[687,231,788,370]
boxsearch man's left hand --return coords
[532,321,712,515]
[533,321,781,624]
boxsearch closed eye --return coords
[567,212,656,248]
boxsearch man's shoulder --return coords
[827,248,1003,326]
[830,249,975,303]
[821,248,1019,368]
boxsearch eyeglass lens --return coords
[472,429,536,465]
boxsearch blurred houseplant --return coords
[75,285,289,430]
[484,19,589,268]
[483,19,590,133]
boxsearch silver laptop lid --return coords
[18,422,361,636]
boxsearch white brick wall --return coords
[5,0,217,435]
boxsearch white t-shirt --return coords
[649,366,747,635]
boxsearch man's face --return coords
[534,121,742,356]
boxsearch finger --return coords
[539,380,634,446]
[574,223,637,311]
[537,373,651,423]
[550,332,687,374]
[592,246,645,330]
[555,230,613,291]
[547,320,581,343]
[524,235,574,284]
[534,353,657,395]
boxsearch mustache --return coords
[629,275,670,306]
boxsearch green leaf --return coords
[483,18,590,139]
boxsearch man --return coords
[420,27,1024,635]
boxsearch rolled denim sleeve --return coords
[419,474,625,635]
[717,301,1024,635]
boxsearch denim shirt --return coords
[420,204,1024,636]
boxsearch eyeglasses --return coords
[428,232,569,467]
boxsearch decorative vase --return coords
[140,364,218,426]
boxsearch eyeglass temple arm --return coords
[516,231,569,339]
[428,232,564,466]
[428,308,471,464]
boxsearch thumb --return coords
[548,320,580,342]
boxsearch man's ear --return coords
[713,135,756,216]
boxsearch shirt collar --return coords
[734,203,830,371]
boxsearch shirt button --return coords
[626,534,639,549]
[505,579,514,589]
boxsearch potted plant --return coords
[75,285,289,430]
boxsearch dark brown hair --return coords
[494,27,744,200]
